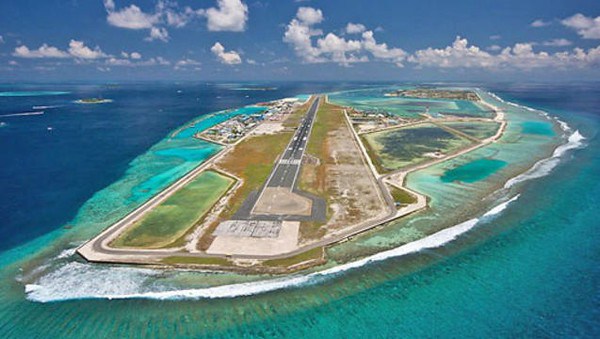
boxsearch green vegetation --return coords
[442,121,500,140]
[363,123,473,172]
[388,185,417,205]
[112,170,233,249]
[197,130,294,250]
[216,132,293,219]
[262,247,324,267]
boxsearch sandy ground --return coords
[206,221,300,256]
[317,108,388,233]
[253,187,313,216]
[251,121,285,135]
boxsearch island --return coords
[74,98,113,104]
[76,86,558,274]
[385,88,480,101]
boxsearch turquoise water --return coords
[329,87,491,118]
[521,121,556,136]
[441,158,507,183]
[0,83,597,337]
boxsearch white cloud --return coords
[0,35,4,44]
[283,7,407,67]
[487,44,502,51]
[489,35,501,40]
[105,2,159,30]
[346,23,366,34]
[130,52,142,59]
[408,36,600,70]
[361,31,406,66]
[542,38,572,47]
[296,7,323,25]
[13,44,70,58]
[106,56,171,67]
[561,14,600,39]
[8,60,18,66]
[13,40,109,60]
[174,58,201,70]
[103,1,249,41]
[210,42,242,64]
[68,40,108,59]
[201,0,248,32]
[145,27,169,42]
[531,19,551,28]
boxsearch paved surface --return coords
[266,96,320,189]
[213,220,282,238]
[233,96,326,222]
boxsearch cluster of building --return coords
[348,109,406,133]
[198,98,302,144]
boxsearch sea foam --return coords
[505,130,585,189]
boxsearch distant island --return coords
[74,98,113,104]
[385,89,480,101]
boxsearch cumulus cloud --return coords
[210,42,242,64]
[296,7,323,25]
[174,58,201,70]
[145,27,169,42]
[68,40,108,59]
[130,52,142,59]
[200,0,248,32]
[13,40,109,60]
[283,7,407,67]
[104,1,159,29]
[487,44,502,51]
[346,23,366,34]
[531,19,551,28]
[561,14,600,39]
[408,36,600,70]
[106,56,170,67]
[103,0,249,42]
[542,38,572,47]
[13,44,70,58]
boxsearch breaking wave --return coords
[505,130,585,189]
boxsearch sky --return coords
[0,0,599,82]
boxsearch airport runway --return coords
[266,96,321,189]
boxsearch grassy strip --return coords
[359,134,387,174]
[161,256,232,266]
[262,247,324,267]
[297,101,347,240]
[388,185,417,205]
[112,170,233,249]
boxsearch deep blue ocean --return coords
[0,82,598,337]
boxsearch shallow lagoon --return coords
[329,87,491,118]
[364,123,473,171]
[441,158,508,183]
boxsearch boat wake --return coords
[0,111,44,118]
[24,94,588,303]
